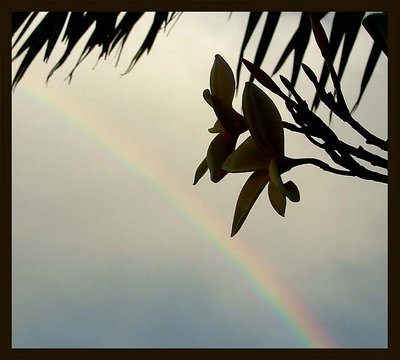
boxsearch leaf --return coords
[273,13,327,88]
[279,75,304,105]
[79,12,119,61]
[210,54,235,104]
[337,13,365,79]
[46,12,97,81]
[12,12,70,89]
[109,12,144,65]
[206,132,237,183]
[44,13,69,62]
[362,12,387,56]
[193,158,208,185]
[312,12,365,111]
[352,41,382,112]
[242,82,284,158]
[268,181,286,216]
[301,63,319,84]
[310,13,331,62]
[249,12,281,83]
[235,12,263,90]
[242,58,284,96]
[12,12,38,43]
[223,136,270,173]
[231,171,269,237]
[124,12,169,74]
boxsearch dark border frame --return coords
[1,1,399,359]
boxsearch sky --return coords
[11,12,388,348]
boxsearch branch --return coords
[284,157,353,176]
[302,63,388,151]
[284,95,388,183]
[283,157,387,183]
[284,120,387,170]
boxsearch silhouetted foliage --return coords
[12,11,384,111]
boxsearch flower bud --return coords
[210,54,235,103]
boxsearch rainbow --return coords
[14,80,338,348]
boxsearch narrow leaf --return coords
[242,58,284,97]
[12,12,32,35]
[312,12,365,110]
[12,13,69,88]
[43,13,69,62]
[109,12,144,65]
[250,12,281,82]
[235,12,263,90]
[352,42,381,112]
[272,12,327,86]
[231,171,269,236]
[12,12,38,45]
[362,12,387,56]
[310,13,331,62]
[124,12,169,74]
[279,75,305,105]
[46,12,97,81]
[337,13,365,79]
[301,63,319,84]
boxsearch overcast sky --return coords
[11,12,387,348]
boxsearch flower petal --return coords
[269,158,290,197]
[210,94,246,135]
[203,89,213,107]
[208,120,225,133]
[242,82,284,158]
[269,159,300,204]
[206,132,237,183]
[193,157,208,185]
[284,180,300,202]
[210,54,235,103]
[268,181,286,216]
[231,171,269,237]
[222,136,270,173]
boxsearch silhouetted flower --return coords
[194,55,300,237]
[223,82,300,236]
[194,54,246,184]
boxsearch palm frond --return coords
[12,12,69,89]
[11,11,384,111]
[352,42,382,112]
[11,11,171,86]
[311,12,365,111]
[249,12,281,84]
[123,12,169,74]
[235,12,263,91]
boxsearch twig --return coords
[283,157,387,183]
